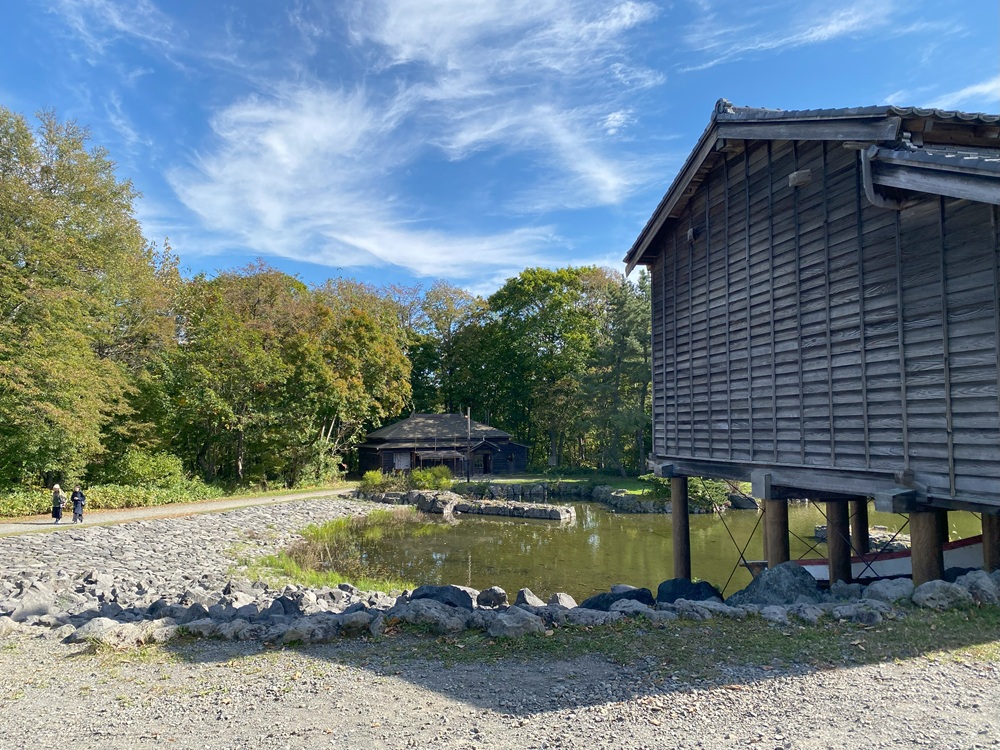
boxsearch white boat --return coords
[742,535,985,583]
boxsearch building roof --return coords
[363,413,512,443]
[624,100,1000,273]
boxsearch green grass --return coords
[239,507,443,592]
[368,604,1000,674]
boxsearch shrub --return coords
[98,449,188,488]
[410,465,453,491]
[639,474,738,512]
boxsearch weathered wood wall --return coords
[650,138,1000,509]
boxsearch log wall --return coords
[650,139,1000,509]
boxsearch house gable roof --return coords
[624,100,1000,274]
[364,413,511,443]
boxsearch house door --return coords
[482,453,492,474]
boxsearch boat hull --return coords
[797,535,984,583]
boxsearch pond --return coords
[356,503,983,600]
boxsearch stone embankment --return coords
[361,489,575,522]
[2,494,998,650]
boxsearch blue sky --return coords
[2,1,998,294]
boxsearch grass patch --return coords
[365,604,1000,676]
[244,507,445,592]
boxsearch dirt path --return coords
[0,487,354,537]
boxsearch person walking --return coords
[70,486,86,524]
[51,484,66,524]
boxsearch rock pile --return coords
[3,563,998,650]
[361,490,575,522]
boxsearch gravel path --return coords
[2,495,999,749]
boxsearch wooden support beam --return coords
[827,501,852,584]
[671,477,691,580]
[850,499,870,555]
[910,509,946,586]
[983,513,1000,573]
[764,498,790,568]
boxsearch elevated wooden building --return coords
[625,100,1000,584]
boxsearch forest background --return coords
[0,108,652,503]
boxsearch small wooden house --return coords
[624,100,1000,582]
[358,413,529,476]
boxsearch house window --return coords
[393,452,411,471]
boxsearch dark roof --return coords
[364,413,511,442]
[624,100,1000,273]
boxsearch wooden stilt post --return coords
[827,500,852,585]
[671,477,691,580]
[764,498,789,568]
[983,513,1000,573]
[849,498,870,554]
[761,502,769,563]
[910,509,945,586]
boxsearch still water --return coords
[366,503,982,600]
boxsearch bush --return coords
[410,465,453,491]
[358,467,453,494]
[98,449,188,488]
[639,474,738,512]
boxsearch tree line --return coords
[0,107,651,490]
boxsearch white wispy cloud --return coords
[162,1,664,277]
[680,0,895,71]
[50,0,174,54]
[925,76,1000,111]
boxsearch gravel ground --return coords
[2,495,999,750]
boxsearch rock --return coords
[488,606,545,638]
[514,588,546,607]
[468,609,500,631]
[548,592,577,609]
[578,588,655,612]
[656,578,723,604]
[565,609,624,627]
[912,580,974,610]
[725,562,822,607]
[829,581,864,601]
[609,584,637,594]
[340,610,374,636]
[10,582,56,623]
[728,493,759,510]
[0,616,20,638]
[609,599,655,617]
[368,612,386,638]
[476,587,508,608]
[832,602,883,625]
[64,616,120,644]
[148,624,180,643]
[672,599,747,621]
[397,599,470,634]
[183,618,220,638]
[787,604,825,625]
[761,606,790,626]
[954,570,1000,605]
[216,618,252,640]
[863,578,914,604]
[410,584,479,611]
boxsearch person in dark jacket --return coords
[71,486,86,524]
[51,484,66,524]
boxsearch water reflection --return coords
[359,503,982,600]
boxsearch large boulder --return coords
[953,570,999,605]
[395,599,470,633]
[578,587,655,612]
[477,586,508,608]
[410,584,479,610]
[863,578,914,604]
[548,592,577,609]
[725,562,823,607]
[488,606,545,638]
[514,588,546,607]
[656,578,722,604]
[912,580,974,610]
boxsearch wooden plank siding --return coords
[650,137,1000,510]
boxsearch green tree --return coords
[0,108,169,486]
